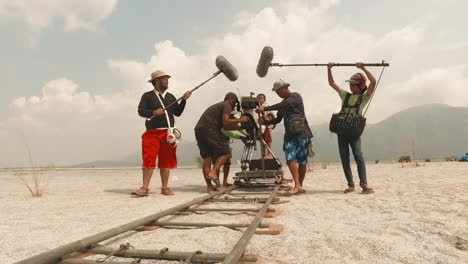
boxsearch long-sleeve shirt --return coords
[264,92,313,141]
[138,90,186,130]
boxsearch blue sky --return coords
[1,0,467,166]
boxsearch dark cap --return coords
[224,92,238,101]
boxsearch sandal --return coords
[288,187,301,195]
[361,187,375,194]
[131,187,149,197]
[161,187,174,196]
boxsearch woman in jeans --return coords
[327,62,376,194]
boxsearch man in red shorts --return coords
[132,70,191,196]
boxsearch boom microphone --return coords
[255,45,389,77]
[256,46,274,78]
[216,56,239,81]
[148,55,239,119]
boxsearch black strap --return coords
[341,93,363,112]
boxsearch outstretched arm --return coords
[357,62,376,96]
[327,62,341,93]
[264,111,283,125]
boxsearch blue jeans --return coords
[337,135,367,187]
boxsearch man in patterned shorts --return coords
[257,79,313,194]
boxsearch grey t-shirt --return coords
[195,101,233,130]
[264,92,313,141]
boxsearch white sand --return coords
[1,162,468,264]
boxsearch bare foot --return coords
[207,185,218,193]
[206,171,221,186]
[223,183,233,187]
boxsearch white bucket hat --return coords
[148,70,171,83]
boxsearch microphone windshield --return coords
[216,56,239,81]
[256,46,274,77]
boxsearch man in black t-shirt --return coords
[194,92,249,192]
[132,70,191,197]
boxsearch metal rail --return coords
[223,185,279,264]
[16,186,235,264]
[16,182,284,264]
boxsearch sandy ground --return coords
[1,162,468,264]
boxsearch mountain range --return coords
[73,104,468,167]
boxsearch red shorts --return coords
[142,129,177,168]
[263,129,272,144]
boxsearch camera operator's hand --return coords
[239,116,249,123]
[255,107,265,114]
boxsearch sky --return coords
[0,0,467,167]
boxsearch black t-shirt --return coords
[138,90,186,130]
[195,101,232,130]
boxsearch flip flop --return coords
[288,188,301,195]
[161,188,174,196]
[131,187,149,197]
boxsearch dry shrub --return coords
[18,169,43,197]
[17,146,44,197]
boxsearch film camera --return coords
[240,94,260,110]
[233,93,283,183]
[238,95,260,137]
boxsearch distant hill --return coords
[72,104,468,167]
[313,104,468,161]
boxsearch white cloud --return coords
[3,78,140,166]
[2,0,467,166]
[0,0,117,33]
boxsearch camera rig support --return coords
[233,94,283,183]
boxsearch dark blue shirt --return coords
[264,92,313,141]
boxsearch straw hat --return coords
[148,70,171,83]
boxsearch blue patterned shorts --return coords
[283,137,311,165]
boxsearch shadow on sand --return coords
[300,189,343,195]
[104,184,207,195]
